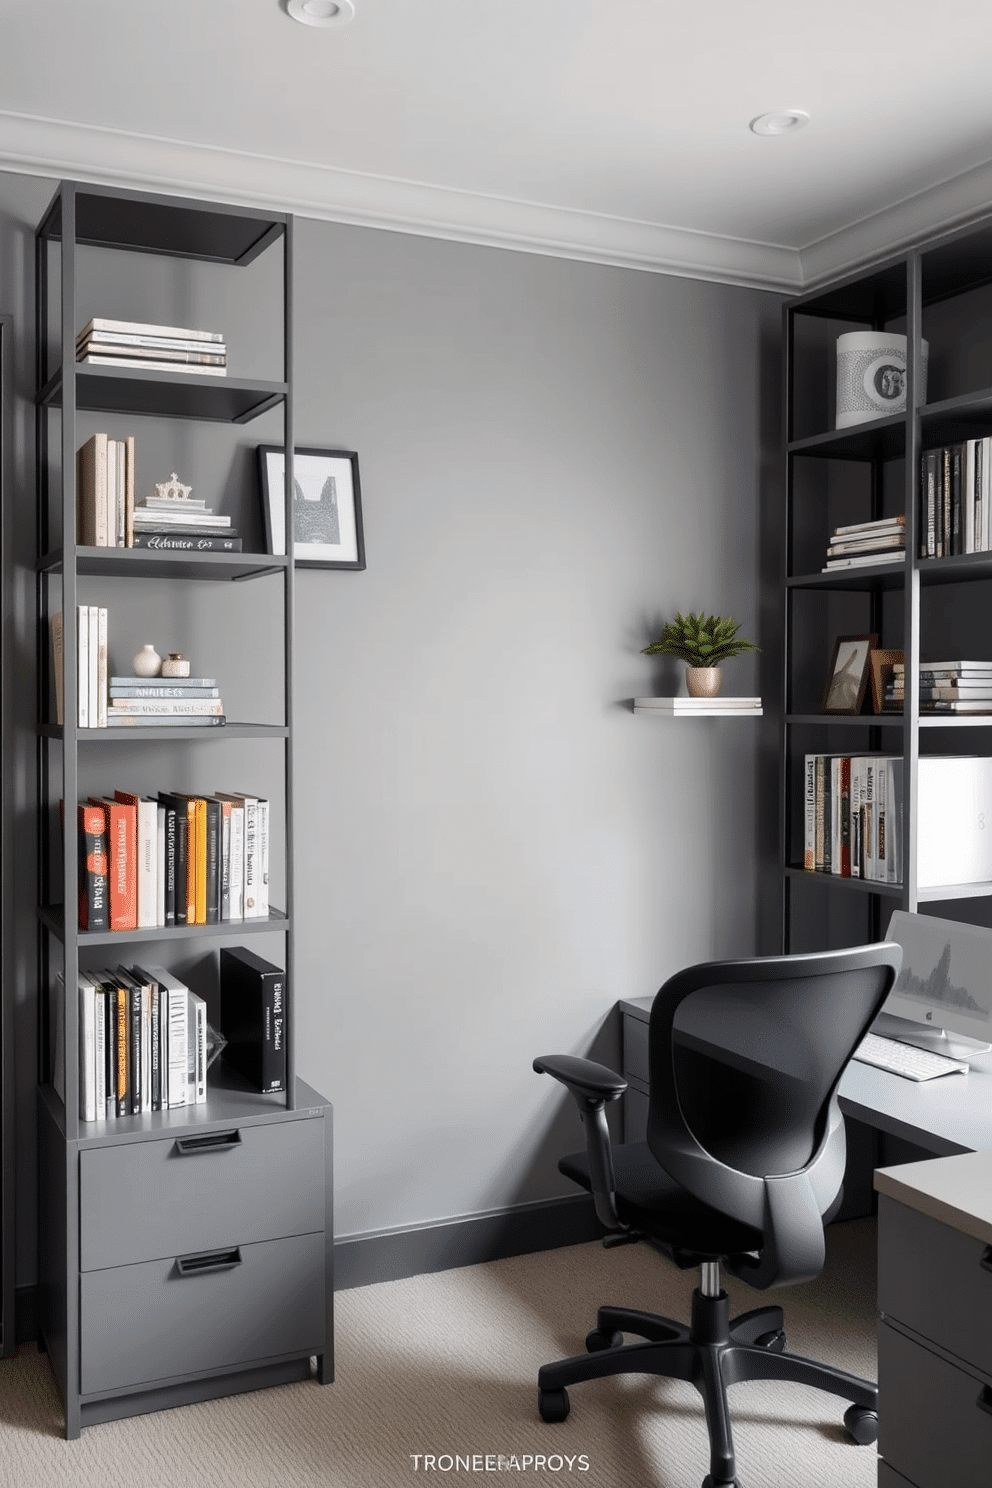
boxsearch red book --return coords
[90,797,137,930]
[77,803,109,931]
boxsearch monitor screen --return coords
[883,909,992,1043]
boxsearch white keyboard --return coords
[854,1032,969,1082]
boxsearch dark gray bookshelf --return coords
[34,180,332,1437]
[782,214,992,949]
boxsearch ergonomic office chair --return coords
[534,942,902,1488]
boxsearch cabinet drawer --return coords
[878,1463,918,1488]
[80,1116,325,1271]
[623,1014,649,1086]
[878,1196,992,1376]
[878,1321,992,1488]
[80,1230,325,1395]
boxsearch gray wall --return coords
[0,169,784,1281]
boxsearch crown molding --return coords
[798,155,992,289]
[0,109,799,292]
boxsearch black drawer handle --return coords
[977,1386,992,1418]
[980,1246,992,1275]
[174,1129,242,1157]
[175,1247,243,1278]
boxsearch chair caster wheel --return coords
[843,1405,878,1445]
[754,1329,786,1352]
[538,1388,570,1423]
[586,1328,624,1352]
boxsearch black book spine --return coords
[130,533,243,551]
[220,949,286,1093]
[951,444,963,556]
[150,986,161,1111]
[162,803,177,927]
[79,814,110,932]
[129,986,142,1115]
[205,798,221,924]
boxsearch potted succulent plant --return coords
[642,611,760,697]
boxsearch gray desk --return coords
[619,994,992,1163]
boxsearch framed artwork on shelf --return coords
[258,445,365,570]
[869,648,904,714]
[820,633,877,715]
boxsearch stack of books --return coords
[77,432,136,547]
[887,659,992,715]
[822,516,906,571]
[634,696,762,717]
[76,317,227,377]
[131,472,241,551]
[919,440,991,559]
[51,607,108,728]
[107,674,225,728]
[76,788,269,932]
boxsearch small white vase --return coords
[685,665,723,698]
[132,643,163,678]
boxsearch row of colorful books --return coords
[886,659,992,715]
[76,317,227,377]
[51,609,227,728]
[76,430,241,551]
[919,440,992,560]
[821,515,906,572]
[803,752,992,889]
[76,789,269,932]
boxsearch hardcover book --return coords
[220,946,286,1093]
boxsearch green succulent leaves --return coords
[642,611,760,667]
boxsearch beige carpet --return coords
[0,1219,879,1488]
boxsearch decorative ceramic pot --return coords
[161,652,191,678]
[685,665,723,698]
[132,643,163,678]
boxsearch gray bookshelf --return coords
[1,312,14,1359]
[782,214,992,947]
[33,181,332,1437]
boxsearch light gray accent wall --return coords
[0,170,783,1279]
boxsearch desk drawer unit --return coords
[878,1320,992,1488]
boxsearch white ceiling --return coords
[3,0,992,290]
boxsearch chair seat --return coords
[561,1142,764,1258]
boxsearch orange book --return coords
[193,798,207,924]
[174,794,201,923]
[89,797,136,930]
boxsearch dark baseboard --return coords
[333,1193,604,1291]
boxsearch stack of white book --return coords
[634,697,763,717]
[888,659,992,715]
[76,317,227,377]
[822,515,906,571]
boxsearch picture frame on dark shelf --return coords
[820,633,877,715]
[870,647,904,714]
[258,445,365,570]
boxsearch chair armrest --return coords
[532,1054,627,1105]
[534,1055,627,1232]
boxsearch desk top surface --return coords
[875,1150,992,1246]
[618,995,992,1157]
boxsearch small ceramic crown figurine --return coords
[155,472,194,502]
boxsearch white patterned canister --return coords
[835,332,929,428]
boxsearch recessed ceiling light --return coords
[285,0,355,26]
[749,110,810,137]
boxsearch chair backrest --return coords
[646,942,901,1288]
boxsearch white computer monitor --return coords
[877,909,992,1058]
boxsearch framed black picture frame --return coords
[820,633,877,715]
[258,445,365,570]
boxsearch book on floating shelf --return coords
[76,318,227,377]
[821,515,907,571]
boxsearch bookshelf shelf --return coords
[36,367,287,424]
[782,212,992,947]
[39,548,287,582]
[33,180,331,1439]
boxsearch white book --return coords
[188,992,207,1104]
[82,329,228,354]
[93,988,106,1118]
[87,605,99,729]
[134,965,188,1108]
[829,757,841,876]
[77,604,89,728]
[78,353,226,376]
[96,606,108,728]
[116,439,126,545]
[227,798,245,919]
[141,984,152,1114]
[849,757,866,878]
[863,759,878,881]
[983,437,992,552]
[132,507,231,527]
[106,439,118,550]
[222,793,259,915]
[156,805,166,927]
[803,754,816,871]
[256,798,269,917]
[77,317,225,344]
[965,439,976,554]
[78,975,97,1122]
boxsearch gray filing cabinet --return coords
[876,1151,992,1488]
[38,1077,333,1435]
